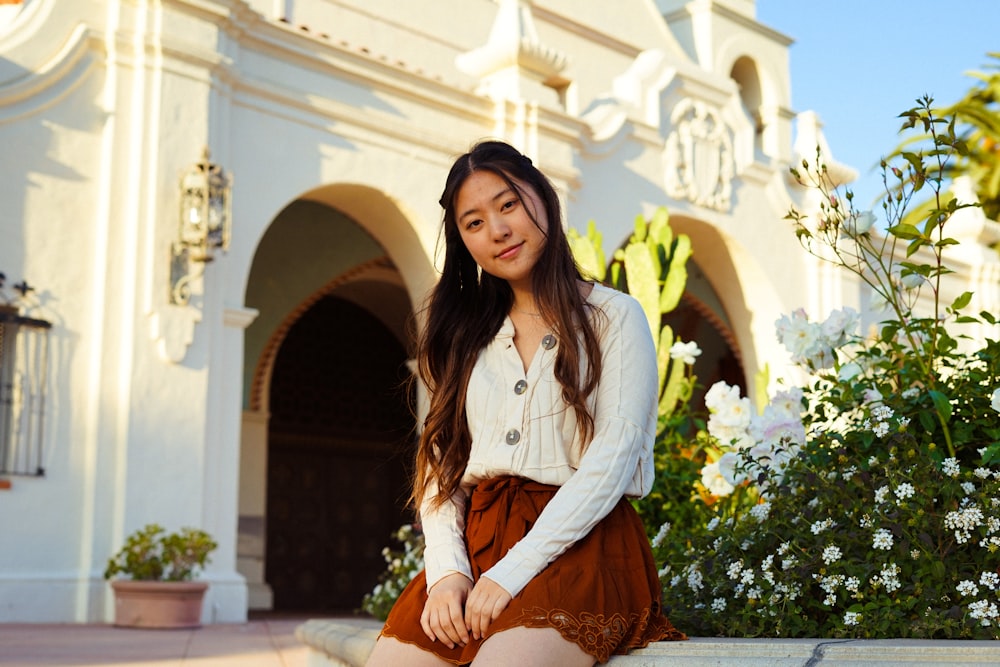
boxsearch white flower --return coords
[669,340,702,365]
[862,388,883,404]
[871,405,893,421]
[957,580,980,597]
[705,381,741,412]
[899,270,924,289]
[750,501,771,523]
[651,522,672,548]
[711,598,727,612]
[945,507,984,532]
[992,387,1000,413]
[775,309,824,364]
[879,563,901,592]
[981,572,1000,591]
[942,458,961,477]
[872,528,894,550]
[874,486,889,503]
[902,386,920,400]
[844,611,861,626]
[708,390,753,430]
[842,210,876,236]
[822,545,842,564]
[820,307,859,341]
[811,518,834,535]
[701,460,736,497]
[716,452,745,486]
[969,600,999,625]
[686,567,704,591]
[894,483,915,501]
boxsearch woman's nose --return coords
[490,218,511,240]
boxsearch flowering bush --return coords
[103,523,217,582]
[657,98,1000,638]
[361,524,425,620]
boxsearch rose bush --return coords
[656,98,1000,638]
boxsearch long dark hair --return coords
[412,140,604,510]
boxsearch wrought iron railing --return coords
[0,303,51,476]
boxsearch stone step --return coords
[295,618,1000,666]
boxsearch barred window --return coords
[0,305,51,477]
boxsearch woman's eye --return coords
[466,219,483,230]
[501,199,517,211]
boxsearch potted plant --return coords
[104,523,218,629]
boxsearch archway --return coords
[264,293,414,612]
[239,195,421,614]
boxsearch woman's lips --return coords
[496,242,523,260]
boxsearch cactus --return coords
[571,207,693,420]
[566,220,607,282]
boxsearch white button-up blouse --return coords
[419,283,659,598]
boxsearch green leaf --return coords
[888,223,923,240]
[950,292,973,311]
[906,238,927,257]
[928,390,952,424]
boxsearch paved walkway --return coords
[0,619,312,667]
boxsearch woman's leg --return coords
[365,636,454,667]
[472,627,595,667]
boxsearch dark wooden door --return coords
[265,296,414,613]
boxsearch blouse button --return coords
[541,334,556,350]
[505,429,521,446]
[514,379,527,395]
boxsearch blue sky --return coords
[756,1,998,206]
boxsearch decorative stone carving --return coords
[456,0,568,102]
[150,306,201,364]
[664,99,734,211]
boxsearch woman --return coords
[366,140,685,666]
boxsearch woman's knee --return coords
[472,627,595,667]
[365,635,452,667]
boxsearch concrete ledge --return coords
[296,618,1000,666]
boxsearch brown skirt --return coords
[380,476,686,664]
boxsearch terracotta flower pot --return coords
[110,580,208,629]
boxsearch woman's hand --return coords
[420,572,473,648]
[464,576,512,640]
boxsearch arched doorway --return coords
[665,259,746,410]
[264,294,414,613]
[239,194,427,615]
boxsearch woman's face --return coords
[454,169,548,291]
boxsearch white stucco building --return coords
[1,0,997,624]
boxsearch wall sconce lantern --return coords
[170,148,232,305]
